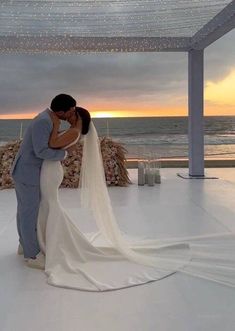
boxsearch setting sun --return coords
[91,112,114,118]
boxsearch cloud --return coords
[0,52,187,114]
[205,29,235,81]
[0,29,234,115]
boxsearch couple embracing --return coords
[11,93,233,291]
[11,94,90,269]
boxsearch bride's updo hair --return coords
[76,107,91,135]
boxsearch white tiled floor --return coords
[1,168,235,331]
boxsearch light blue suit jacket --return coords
[11,109,66,186]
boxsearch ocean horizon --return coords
[1,116,235,159]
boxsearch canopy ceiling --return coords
[0,0,234,53]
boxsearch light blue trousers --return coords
[14,180,41,258]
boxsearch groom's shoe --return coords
[17,243,24,255]
[26,252,45,270]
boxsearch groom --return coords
[11,94,77,269]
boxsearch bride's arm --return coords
[48,112,80,149]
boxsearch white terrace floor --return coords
[1,168,235,331]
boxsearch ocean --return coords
[1,116,235,159]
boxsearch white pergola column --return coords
[188,49,204,177]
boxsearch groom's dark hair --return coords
[50,94,76,112]
[76,107,91,135]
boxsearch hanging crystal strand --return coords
[147,150,155,186]
[137,146,145,186]
[19,122,23,140]
[106,119,109,138]
[144,149,150,185]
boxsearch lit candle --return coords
[144,160,150,184]
[147,168,155,186]
[155,169,161,184]
[138,161,145,186]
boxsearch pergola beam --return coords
[0,36,191,53]
[190,0,235,50]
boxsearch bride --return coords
[37,107,235,291]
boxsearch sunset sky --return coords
[0,29,234,119]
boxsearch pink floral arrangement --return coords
[0,138,131,189]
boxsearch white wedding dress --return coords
[37,123,235,291]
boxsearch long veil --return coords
[80,122,235,287]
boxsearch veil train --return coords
[80,122,235,287]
